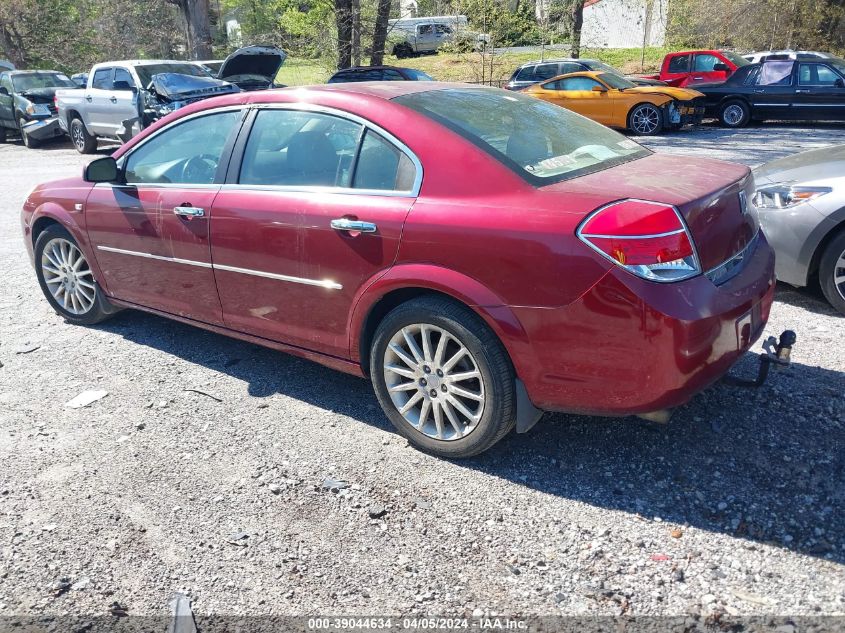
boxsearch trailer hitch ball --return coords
[775,330,796,367]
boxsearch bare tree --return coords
[163,0,213,59]
[370,0,392,65]
[335,0,353,69]
[569,0,585,58]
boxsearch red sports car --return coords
[21,83,774,458]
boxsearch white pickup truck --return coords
[55,59,240,153]
[388,16,487,58]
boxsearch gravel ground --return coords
[0,123,844,625]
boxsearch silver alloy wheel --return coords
[631,105,660,134]
[41,238,96,315]
[71,122,85,151]
[723,103,744,126]
[835,249,845,302]
[383,324,485,441]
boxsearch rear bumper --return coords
[510,232,776,415]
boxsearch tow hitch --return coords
[722,330,796,388]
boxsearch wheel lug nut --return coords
[430,389,437,397]
[419,378,427,386]
[423,366,431,373]
[441,385,447,392]
[436,369,443,377]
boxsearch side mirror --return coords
[713,63,730,72]
[836,78,845,88]
[0,86,8,96]
[84,156,120,183]
[591,85,607,92]
[112,80,137,92]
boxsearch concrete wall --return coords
[581,0,668,48]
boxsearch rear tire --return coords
[370,296,516,458]
[818,229,845,316]
[393,43,413,59]
[18,117,39,148]
[70,117,97,154]
[719,99,750,128]
[628,103,663,136]
[34,224,116,325]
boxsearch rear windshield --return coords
[135,63,207,87]
[11,72,75,91]
[393,88,650,185]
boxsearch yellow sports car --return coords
[523,71,705,136]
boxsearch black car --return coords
[506,58,666,91]
[0,70,78,147]
[697,57,845,127]
[328,66,433,83]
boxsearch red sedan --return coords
[21,83,774,458]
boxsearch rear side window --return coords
[92,68,113,90]
[667,55,690,73]
[239,109,362,187]
[560,62,583,74]
[353,130,415,192]
[558,76,601,90]
[758,61,794,85]
[534,64,559,80]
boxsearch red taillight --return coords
[577,199,700,282]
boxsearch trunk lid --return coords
[543,153,758,272]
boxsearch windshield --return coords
[583,60,620,75]
[11,72,75,91]
[598,72,636,90]
[404,68,433,81]
[135,63,207,87]
[393,88,650,184]
[720,51,751,67]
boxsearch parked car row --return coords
[503,49,845,134]
[0,45,286,153]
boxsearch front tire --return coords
[70,117,97,154]
[34,225,116,325]
[370,296,516,458]
[719,99,750,128]
[819,229,845,316]
[393,43,413,59]
[628,103,663,136]
[18,117,39,148]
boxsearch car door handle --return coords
[693,76,703,80]
[110,96,117,103]
[85,95,92,102]
[795,89,811,93]
[173,206,205,218]
[331,218,377,233]
[753,89,765,93]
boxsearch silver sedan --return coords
[753,144,845,315]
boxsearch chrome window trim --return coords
[114,104,249,173]
[244,102,423,197]
[114,102,424,198]
[96,245,342,290]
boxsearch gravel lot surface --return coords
[1,122,844,624]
